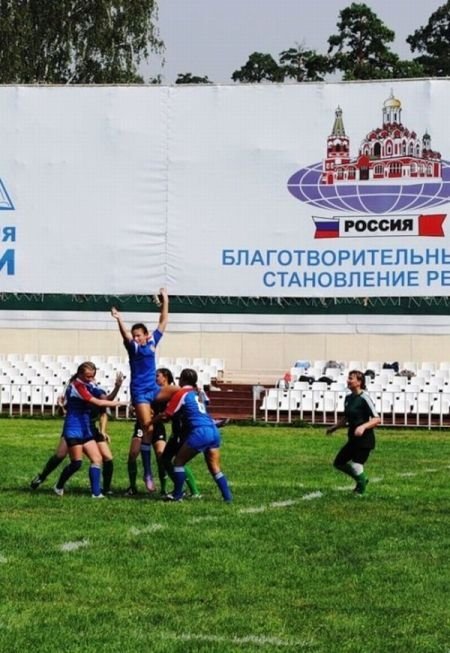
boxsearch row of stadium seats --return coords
[0,353,225,389]
[289,359,450,381]
[260,385,450,427]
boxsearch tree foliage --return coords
[327,2,419,80]
[279,46,329,82]
[0,0,163,83]
[231,52,284,83]
[175,73,212,84]
[231,47,328,83]
[406,1,450,76]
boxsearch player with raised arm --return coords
[111,289,174,492]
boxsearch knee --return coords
[70,460,83,472]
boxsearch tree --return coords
[407,1,450,76]
[175,73,212,84]
[279,45,329,82]
[231,52,284,83]
[327,2,401,80]
[0,0,163,83]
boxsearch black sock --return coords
[40,455,65,481]
[102,459,114,492]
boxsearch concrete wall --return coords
[1,309,450,378]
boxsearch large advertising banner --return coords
[1,80,450,297]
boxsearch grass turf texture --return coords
[1,419,449,653]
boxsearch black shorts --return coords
[152,422,166,443]
[334,441,373,467]
[93,426,107,444]
[131,422,144,439]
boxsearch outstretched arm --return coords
[157,288,169,333]
[105,372,124,401]
[326,415,347,435]
[111,306,131,342]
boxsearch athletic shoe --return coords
[144,476,155,493]
[188,493,202,500]
[354,475,368,495]
[104,490,114,496]
[91,493,105,499]
[163,493,183,502]
[30,474,43,490]
[124,486,138,496]
[53,485,64,497]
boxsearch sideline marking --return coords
[162,632,314,649]
[189,515,219,523]
[270,499,298,508]
[129,523,165,536]
[301,491,323,501]
[60,539,89,552]
[239,505,267,514]
[397,472,417,477]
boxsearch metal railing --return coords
[257,386,450,429]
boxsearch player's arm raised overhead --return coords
[111,306,132,342]
[157,287,169,334]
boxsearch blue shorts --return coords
[131,386,159,405]
[186,425,221,452]
[63,414,93,444]
[64,434,94,448]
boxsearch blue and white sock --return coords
[173,466,186,499]
[213,471,232,502]
[140,444,153,480]
[89,464,102,496]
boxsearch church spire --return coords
[331,106,346,137]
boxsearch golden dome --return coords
[384,92,401,109]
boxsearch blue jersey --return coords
[165,386,215,429]
[124,329,163,398]
[165,387,221,452]
[62,379,97,439]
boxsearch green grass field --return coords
[1,418,449,653]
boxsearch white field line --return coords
[161,632,314,649]
[129,523,165,536]
[60,539,89,552]
[270,499,298,508]
[301,491,323,501]
[189,515,220,523]
[239,505,267,514]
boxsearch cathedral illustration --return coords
[321,91,442,185]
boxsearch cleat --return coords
[30,474,43,490]
[354,476,368,495]
[92,493,105,499]
[124,486,138,496]
[163,493,183,502]
[104,490,114,496]
[188,493,202,500]
[53,485,64,497]
[144,476,155,493]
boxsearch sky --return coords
[151,0,445,84]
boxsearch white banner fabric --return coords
[1,80,450,297]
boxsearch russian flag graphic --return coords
[313,217,339,239]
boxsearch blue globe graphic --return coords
[287,160,450,214]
